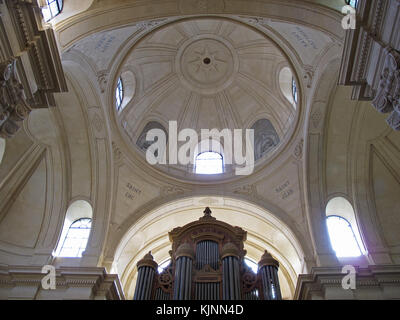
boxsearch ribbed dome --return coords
[117,17,298,178]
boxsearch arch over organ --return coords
[133,207,282,300]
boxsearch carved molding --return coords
[294,265,400,300]
[0,59,31,138]
[0,265,124,300]
[161,185,185,197]
[233,184,261,200]
[372,48,400,131]
[293,138,304,160]
[0,0,67,112]
[339,0,400,130]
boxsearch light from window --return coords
[0,138,5,165]
[195,152,223,175]
[116,77,124,111]
[158,259,171,274]
[292,78,298,104]
[244,258,258,274]
[345,0,358,8]
[41,0,63,22]
[326,216,362,258]
[58,218,92,257]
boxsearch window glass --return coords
[41,0,63,22]
[58,218,92,257]
[116,77,124,111]
[292,78,298,104]
[346,0,358,8]
[326,216,362,257]
[195,152,223,174]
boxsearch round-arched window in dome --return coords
[116,77,124,111]
[195,152,223,175]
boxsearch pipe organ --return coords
[133,207,282,300]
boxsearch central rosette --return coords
[176,35,239,94]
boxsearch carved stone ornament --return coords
[294,138,304,160]
[372,48,400,131]
[0,59,32,138]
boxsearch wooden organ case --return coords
[133,207,282,300]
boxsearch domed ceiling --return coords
[116,17,298,178]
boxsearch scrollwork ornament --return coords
[0,59,32,138]
[372,47,400,131]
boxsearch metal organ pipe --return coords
[133,252,158,300]
[258,250,282,300]
[221,243,241,300]
[173,243,194,300]
[139,207,286,301]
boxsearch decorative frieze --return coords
[0,266,124,300]
[0,0,67,138]
[295,265,400,300]
[372,48,400,131]
[339,0,400,131]
[0,59,31,138]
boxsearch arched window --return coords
[58,218,92,257]
[251,119,280,161]
[292,78,298,104]
[195,152,223,174]
[325,197,365,258]
[326,216,362,257]
[278,67,297,108]
[116,77,124,112]
[345,0,358,8]
[136,121,168,154]
[41,0,63,22]
[54,200,93,258]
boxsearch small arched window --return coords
[325,197,365,258]
[41,0,63,22]
[292,78,298,104]
[326,216,362,258]
[58,218,92,257]
[279,67,297,108]
[195,152,223,174]
[54,200,93,258]
[345,0,358,8]
[116,77,124,112]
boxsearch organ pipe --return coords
[258,250,282,300]
[133,252,158,300]
[173,243,194,300]
[221,243,241,300]
[132,207,284,300]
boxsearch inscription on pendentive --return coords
[275,180,294,200]
[124,182,142,201]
